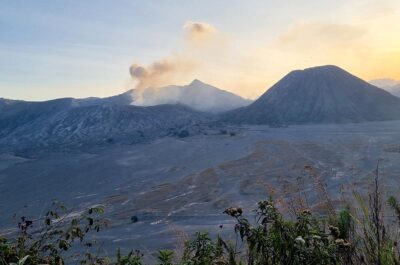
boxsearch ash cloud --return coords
[129,21,220,91]
[129,58,195,90]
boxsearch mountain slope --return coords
[0,91,210,151]
[132,79,251,113]
[224,65,400,125]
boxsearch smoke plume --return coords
[129,58,195,90]
[129,21,221,91]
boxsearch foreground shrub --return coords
[223,199,354,265]
[0,201,109,265]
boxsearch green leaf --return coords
[18,255,30,265]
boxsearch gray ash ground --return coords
[2,121,400,256]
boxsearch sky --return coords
[1,0,400,101]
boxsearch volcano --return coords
[131,79,251,113]
[224,65,400,125]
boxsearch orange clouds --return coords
[278,22,365,48]
[128,12,400,100]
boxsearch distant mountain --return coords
[224,65,400,125]
[369,78,399,87]
[131,79,252,113]
[369,79,400,97]
[386,84,400,97]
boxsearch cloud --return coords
[183,21,217,43]
[277,21,366,49]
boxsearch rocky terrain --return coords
[0,98,211,153]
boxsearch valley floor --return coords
[2,120,400,253]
